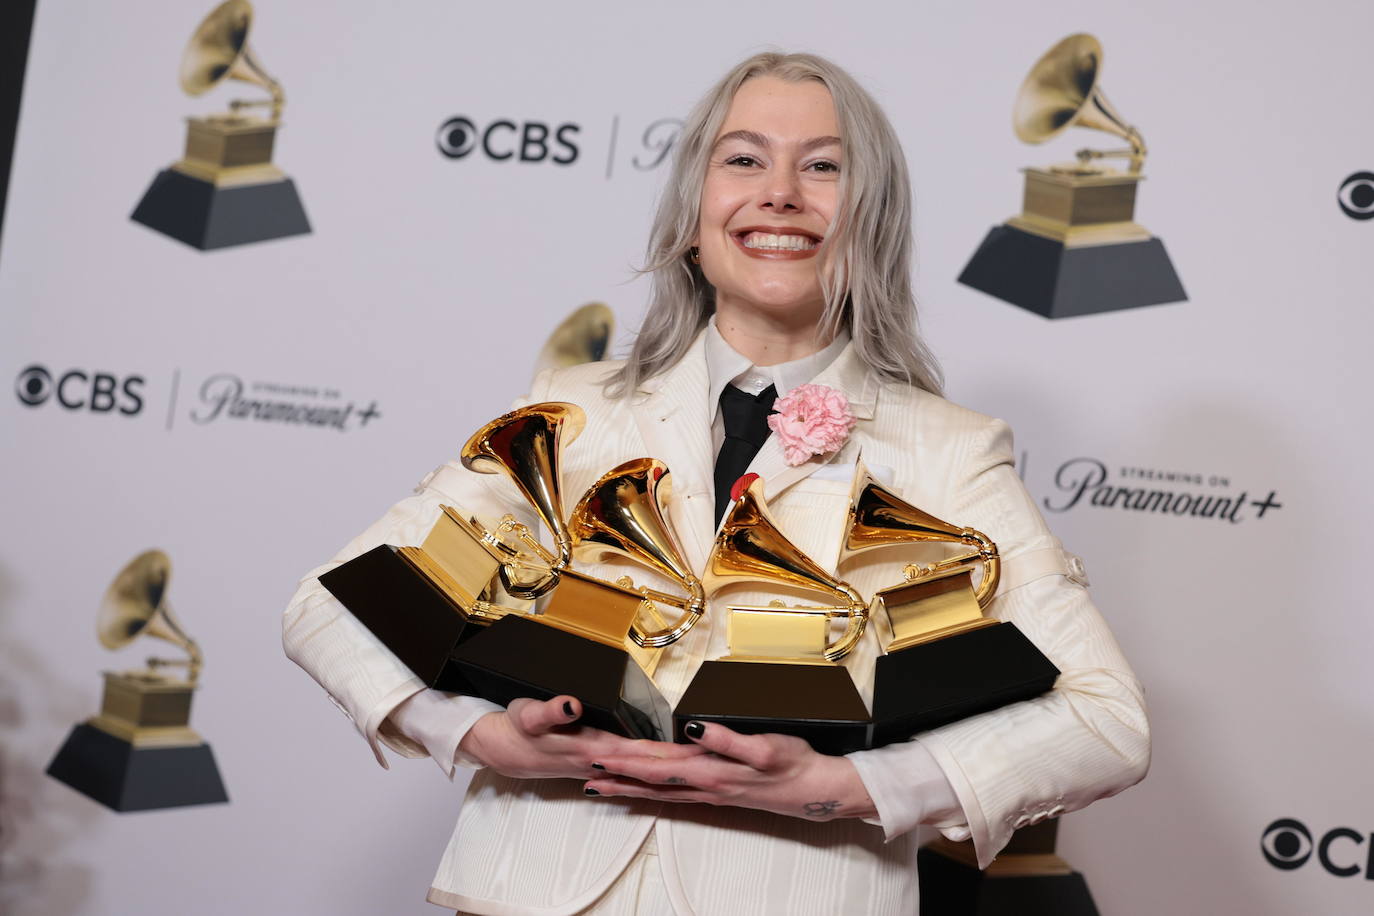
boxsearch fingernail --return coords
[563,701,575,718]
[583,786,600,797]
[684,720,705,740]
[591,763,605,770]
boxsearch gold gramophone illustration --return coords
[959,33,1185,318]
[840,465,1058,746]
[47,551,228,811]
[130,0,311,250]
[447,407,705,739]
[672,474,872,754]
[535,303,616,373]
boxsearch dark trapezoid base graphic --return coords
[130,168,311,251]
[958,224,1185,319]
[918,846,1099,916]
[47,723,229,812]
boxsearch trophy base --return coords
[320,544,484,693]
[958,223,1185,319]
[672,660,871,755]
[46,723,228,812]
[130,167,311,251]
[871,622,1058,747]
[450,614,670,741]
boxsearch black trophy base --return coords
[871,623,1059,747]
[130,168,311,250]
[918,846,1099,916]
[450,615,670,741]
[673,660,871,755]
[320,545,482,693]
[46,723,228,812]
[958,224,1186,319]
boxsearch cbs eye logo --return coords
[1261,818,1373,879]
[436,116,579,165]
[1338,172,1374,220]
[14,364,145,416]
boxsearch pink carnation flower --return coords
[767,384,856,466]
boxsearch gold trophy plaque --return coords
[130,0,310,250]
[47,551,229,811]
[959,33,1185,317]
[672,474,872,754]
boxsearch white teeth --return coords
[741,232,817,251]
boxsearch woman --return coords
[284,52,1149,915]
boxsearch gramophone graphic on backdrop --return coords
[959,34,1185,319]
[130,0,310,250]
[47,550,228,812]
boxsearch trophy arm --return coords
[1074,125,1147,174]
[821,584,869,662]
[627,576,707,649]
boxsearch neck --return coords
[714,299,831,367]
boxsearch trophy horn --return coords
[179,0,285,121]
[97,550,203,684]
[461,402,585,597]
[704,474,867,660]
[569,458,706,648]
[1013,33,1146,173]
[840,463,1001,608]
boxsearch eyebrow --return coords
[712,131,842,154]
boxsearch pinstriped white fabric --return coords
[283,331,1149,914]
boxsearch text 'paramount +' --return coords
[191,374,380,432]
[1042,457,1282,524]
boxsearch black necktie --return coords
[714,384,777,524]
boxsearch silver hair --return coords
[605,51,943,398]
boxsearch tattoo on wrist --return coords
[803,800,841,818]
[664,776,687,785]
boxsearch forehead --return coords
[716,75,839,142]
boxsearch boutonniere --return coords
[767,383,856,467]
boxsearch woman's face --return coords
[696,76,841,326]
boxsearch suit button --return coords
[1028,811,1048,826]
[1013,814,1031,829]
[1047,805,1065,817]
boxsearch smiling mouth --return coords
[732,229,822,259]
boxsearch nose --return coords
[759,168,802,212]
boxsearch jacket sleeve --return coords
[281,376,550,767]
[850,415,1150,867]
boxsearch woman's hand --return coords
[585,721,877,822]
[458,695,709,780]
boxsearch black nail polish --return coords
[583,786,600,797]
[563,701,575,718]
[591,762,605,770]
[684,721,705,740]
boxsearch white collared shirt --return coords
[702,316,850,453]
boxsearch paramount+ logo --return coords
[1262,818,1374,880]
[14,364,145,416]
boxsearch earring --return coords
[689,247,701,265]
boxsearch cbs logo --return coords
[1261,818,1374,879]
[436,117,579,165]
[1338,172,1374,220]
[15,365,145,416]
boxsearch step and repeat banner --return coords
[2,1,1371,913]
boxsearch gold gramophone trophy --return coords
[46,551,228,811]
[672,475,872,754]
[130,0,310,250]
[958,33,1185,318]
[448,408,706,740]
[840,465,1058,746]
[535,303,615,373]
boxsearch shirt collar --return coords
[703,315,851,416]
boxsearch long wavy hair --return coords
[606,52,943,398]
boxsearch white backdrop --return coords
[2,1,1372,913]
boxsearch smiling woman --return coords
[284,50,1149,916]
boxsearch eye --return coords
[806,159,840,174]
[724,154,761,168]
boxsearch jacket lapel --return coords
[745,342,880,501]
[626,332,717,571]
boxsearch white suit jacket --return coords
[283,334,1150,915]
